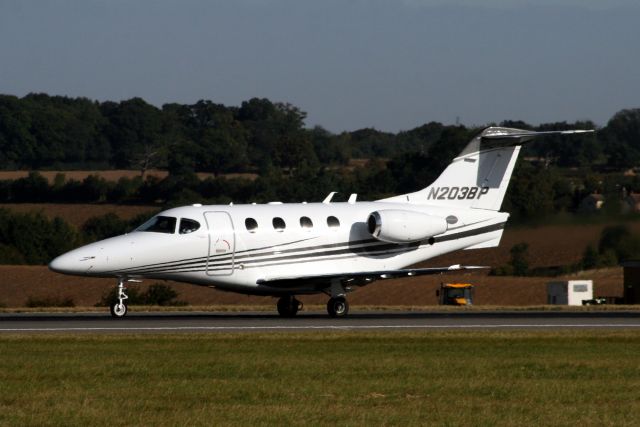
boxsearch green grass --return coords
[1,331,640,426]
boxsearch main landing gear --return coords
[277,296,303,317]
[327,297,349,317]
[326,279,350,318]
[276,280,351,318]
[110,278,128,318]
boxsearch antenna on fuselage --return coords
[348,194,357,204]
[323,192,338,204]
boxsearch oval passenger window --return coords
[273,217,286,231]
[300,216,313,229]
[245,218,258,233]
[327,216,340,229]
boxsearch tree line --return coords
[2,93,640,221]
[2,93,640,172]
[1,93,416,173]
[0,208,152,264]
[4,158,640,222]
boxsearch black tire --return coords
[277,296,299,317]
[110,301,128,318]
[327,297,349,317]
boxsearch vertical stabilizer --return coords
[380,127,593,211]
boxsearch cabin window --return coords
[136,216,177,234]
[245,218,258,233]
[179,218,200,234]
[272,217,286,232]
[300,216,313,229]
[327,216,340,229]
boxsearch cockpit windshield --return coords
[136,216,177,234]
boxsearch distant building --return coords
[547,280,593,306]
[621,261,640,304]
[578,194,604,213]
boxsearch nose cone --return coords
[48,252,91,275]
[49,235,135,276]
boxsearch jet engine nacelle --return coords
[367,209,448,243]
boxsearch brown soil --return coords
[0,265,623,309]
[0,202,635,307]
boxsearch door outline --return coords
[204,211,235,276]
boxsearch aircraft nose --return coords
[48,252,95,275]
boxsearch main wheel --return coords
[277,296,300,317]
[327,297,349,317]
[110,301,128,318]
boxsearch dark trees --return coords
[101,98,166,174]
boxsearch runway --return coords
[1,310,640,333]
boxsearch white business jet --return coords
[49,127,592,317]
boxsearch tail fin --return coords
[381,127,593,211]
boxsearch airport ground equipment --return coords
[437,283,474,306]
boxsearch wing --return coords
[256,265,488,289]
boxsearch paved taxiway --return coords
[1,311,640,333]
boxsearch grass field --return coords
[1,331,639,426]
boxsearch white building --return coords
[547,280,593,306]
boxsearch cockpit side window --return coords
[179,218,200,234]
[136,216,177,234]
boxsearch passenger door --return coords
[204,211,235,276]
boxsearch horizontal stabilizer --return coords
[481,129,594,144]
[257,265,488,288]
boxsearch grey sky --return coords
[1,0,639,132]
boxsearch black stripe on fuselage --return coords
[106,236,384,275]
[434,221,505,243]
[120,239,403,275]
[103,236,321,274]
[131,245,417,275]
[115,221,506,276]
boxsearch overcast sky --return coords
[1,0,639,132]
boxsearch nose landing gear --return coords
[110,278,129,318]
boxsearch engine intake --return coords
[367,209,448,243]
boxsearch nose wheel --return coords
[110,301,128,318]
[110,278,129,318]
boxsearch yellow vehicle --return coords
[437,283,474,305]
